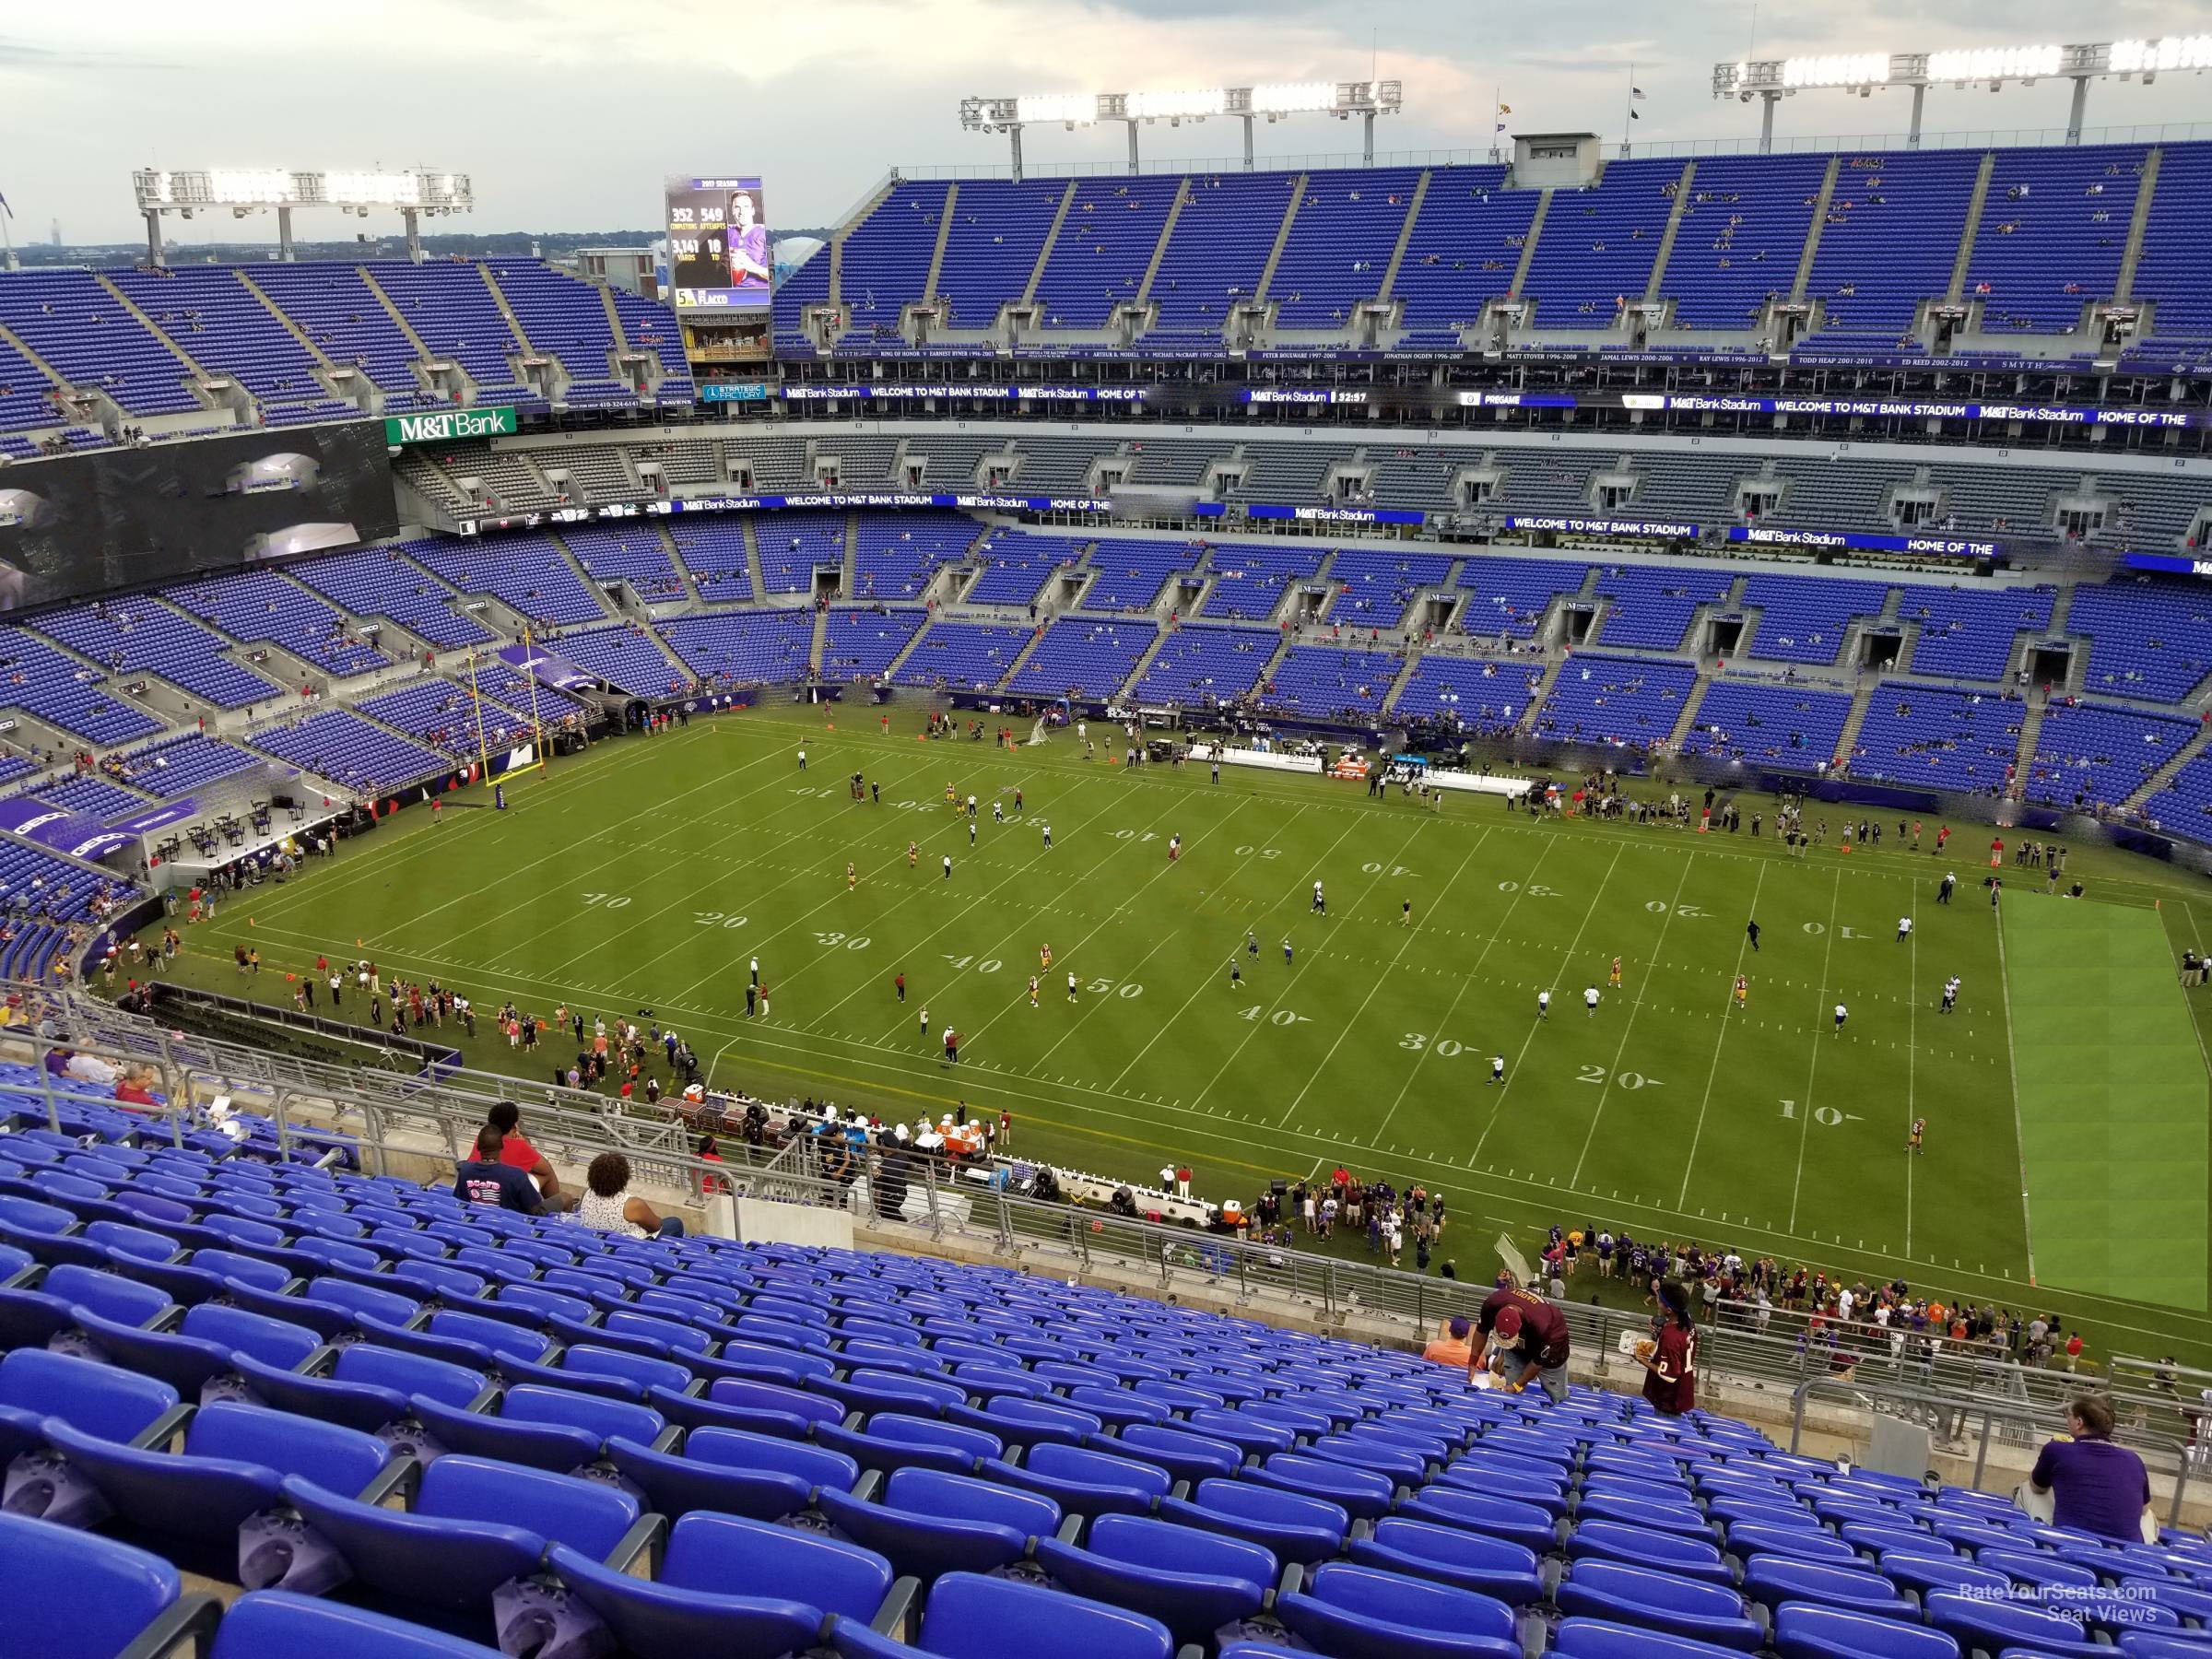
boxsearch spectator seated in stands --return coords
[2029,1394,2153,1542]
[453,1124,546,1214]
[581,1149,685,1238]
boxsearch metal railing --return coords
[1788,1372,2207,1524]
[16,982,2206,1501]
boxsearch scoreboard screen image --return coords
[666,175,771,309]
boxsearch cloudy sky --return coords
[6,0,2210,246]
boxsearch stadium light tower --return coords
[959,82,1403,180]
[1712,36,2212,152]
[130,168,475,265]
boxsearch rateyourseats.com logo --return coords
[1955,1582,2161,1626]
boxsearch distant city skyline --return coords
[4,0,2208,247]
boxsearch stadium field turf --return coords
[135,705,2212,1363]
[2004,898,2208,1312]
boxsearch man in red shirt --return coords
[1468,1281,1571,1405]
[486,1100,573,1210]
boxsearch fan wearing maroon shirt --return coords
[1468,1281,1571,1404]
[1637,1279,1699,1416]
[487,1100,575,1212]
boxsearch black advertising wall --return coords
[0,422,398,609]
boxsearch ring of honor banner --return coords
[666,175,771,309]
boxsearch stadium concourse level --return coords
[790,142,2212,360]
[0,259,690,456]
[2,1108,2211,1659]
[13,513,2212,840]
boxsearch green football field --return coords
[136,705,2212,1364]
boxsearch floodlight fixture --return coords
[132,166,474,265]
[960,80,1402,177]
[1712,36,2210,150]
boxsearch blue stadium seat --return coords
[1112,1422,1244,1483]
[1554,1617,1762,1659]
[1566,1518,1734,1584]
[551,1510,903,1659]
[1276,1560,1523,1659]
[210,1589,505,1656]
[818,1465,1062,1581]
[281,1455,648,1623]
[44,1401,391,1583]
[1771,1602,1962,1659]
[1555,1559,1763,1649]
[234,1343,485,1436]
[827,1571,1174,1659]
[0,1345,182,1488]
[0,1510,212,1659]
[1033,1512,1275,1644]
[1922,1587,2114,1657]
[72,1300,321,1398]
[1398,1485,1558,1553]
[1248,1451,1396,1522]
[1159,1476,1348,1566]
[1742,1554,1918,1619]
[982,1441,1171,1519]
[1351,1518,1545,1605]
[0,1261,171,1349]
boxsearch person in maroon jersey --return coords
[1637,1279,1699,1416]
[1468,1280,1571,1405]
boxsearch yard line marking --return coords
[1274,829,1488,1128]
[1905,882,1919,1256]
[1189,818,1423,1114]
[1099,808,1325,1092]
[1465,841,1625,1161]
[1569,852,1696,1189]
[994,798,1281,1068]
[1676,862,1768,1206]
[1992,896,2035,1284]
[1785,867,1846,1232]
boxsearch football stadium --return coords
[11,12,2212,1655]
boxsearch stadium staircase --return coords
[1788,156,1842,301]
[1382,650,1425,712]
[1372,169,1431,305]
[740,518,770,601]
[922,182,960,309]
[1251,172,1311,309]
[477,264,537,362]
[829,176,902,312]
[596,280,629,352]
[358,268,439,381]
[1118,625,1173,700]
[1644,162,1698,302]
[1667,666,1714,751]
[994,622,1053,689]
[1945,153,1999,304]
[2124,718,2212,814]
[653,524,699,599]
[88,273,220,408]
[1509,188,1550,301]
[2008,692,2049,791]
[234,270,343,379]
[842,512,861,594]
[2117,147,2163,301]
[1020,182,1077,306]
[1514,654,1566,733]
[1132,182,1189,312]
[1832,682,1876,771]
[807,606,830,676]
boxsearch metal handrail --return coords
[1789,1372,2203,1523]
[17,982,2200,1446]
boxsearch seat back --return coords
[419,1453,641,1560]
[0,1509,182,1659]
[665,1510,892,1621]
[919,1571,1173,1659]
[0,1346,177,1441]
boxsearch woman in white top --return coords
[580,1151,684,1238]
